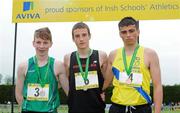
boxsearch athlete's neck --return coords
[124,43,138,56]
[77,48,91,58]
[36,55,49,66]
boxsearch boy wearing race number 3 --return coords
[15,27,69,113]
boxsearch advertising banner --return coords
[12,0,180,23]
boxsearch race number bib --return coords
[27,83,49,101]
[75,71,99,90]
[119,72,143,86]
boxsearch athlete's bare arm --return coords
[102,50,117,90]
[98,50,107,101]
[54,60,69,96]
[64,53,71,78]
[145,48,163,113]
[98,50,108,81]
[15,62,27,105]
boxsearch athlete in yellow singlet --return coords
[103,17,163,113]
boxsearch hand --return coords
[18,105,22,112]
[18,96,24,105]
[100,92,105,102]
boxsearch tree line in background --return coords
[0,85,179,104]
[0,73,12,85]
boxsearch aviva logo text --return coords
[16,1,40,19]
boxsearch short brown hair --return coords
[34,27,52,42]
[72,22,91,39]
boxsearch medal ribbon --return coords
[76,49,91,84]
[122,45,139,76]
[34,56,50,87]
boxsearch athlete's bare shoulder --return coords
[144,47,159,67]
[64,53,71,68]
[98,50,107,58]
[144,47,158,58]
[109,49,119,62]
[54,60,63,70]
[17,61,28,77]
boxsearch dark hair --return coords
[34,27,52,42]
[72,22,91,39]
[118,17,139,30]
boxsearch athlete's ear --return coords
[32,41,35,47]
[119,31,123,39]
[50,42,53,48]
[72,37,75,43]
[137,29,140,34]
[89,33,91,40]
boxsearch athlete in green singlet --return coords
[15,27,69,113]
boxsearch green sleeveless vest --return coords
[22,57,60,112]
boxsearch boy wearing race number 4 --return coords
[104,17,163,113]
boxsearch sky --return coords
[0,0,180,85]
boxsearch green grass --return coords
[0,104,179,113]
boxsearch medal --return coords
[34,56,50,88]
[84,79,89,85]
[83,79,89,91]
[122,45,139,84]
[126,73,133,84]
[76,49,92,89]
[40,90,45,97]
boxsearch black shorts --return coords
[109,103,152,113]
[69,112,104,113]
[69,110,105,113]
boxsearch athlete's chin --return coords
[37,51,48,56]
[79,47,87,50]
[126,41,136,45]
[78,45,88,49]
